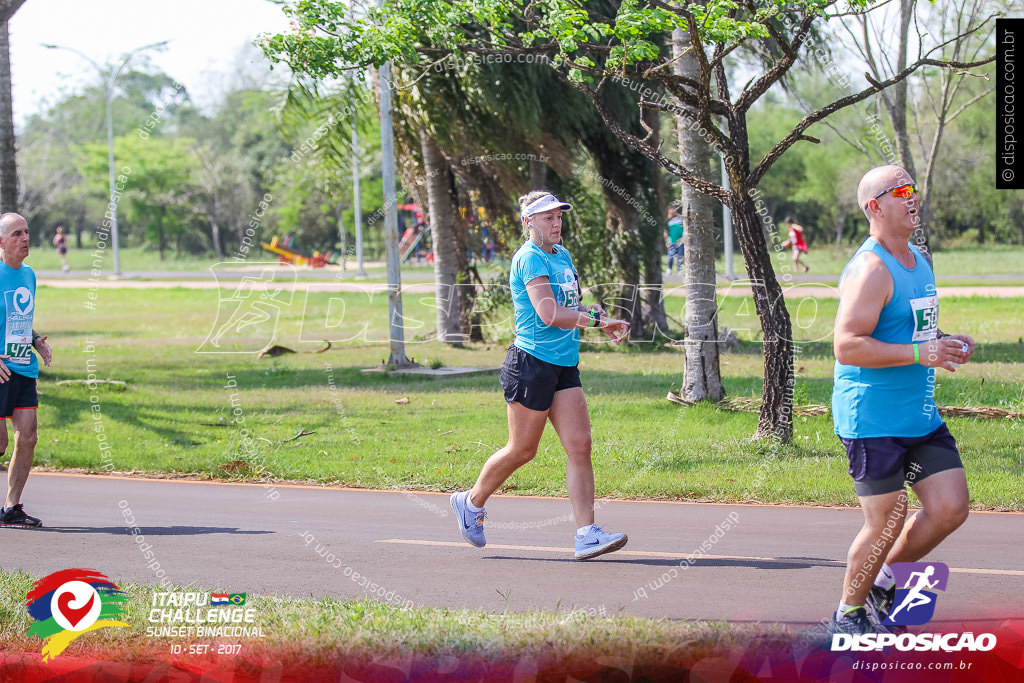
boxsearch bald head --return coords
[0,212,27,239]
[857,165,915,219]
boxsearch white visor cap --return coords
[523,193,573,217]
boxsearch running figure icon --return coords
[887,565,939,622]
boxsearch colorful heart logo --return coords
[49,581,101,632]
[56,590,95,629]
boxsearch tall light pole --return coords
[375,0,411,367]
[43,41,168,277]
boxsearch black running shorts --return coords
[0,371,38,419]
[499,345,582,412]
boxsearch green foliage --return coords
[79,135,204,257]
[18,52,396,261]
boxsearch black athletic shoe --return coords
[868,585,909,634]
[867,585,894,620]
[828,606,876,635]
[0,504,43,528]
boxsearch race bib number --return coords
[909,295,938,342]
[557,267,581,310]
[5,286,34,365]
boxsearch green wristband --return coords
[913,344,920,364]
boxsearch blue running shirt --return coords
[0,262,38,378]
[510,241,581,367]
[833,238,944,438]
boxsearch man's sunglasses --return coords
[873,183,918,200]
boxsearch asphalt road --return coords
[2,473,1021,627]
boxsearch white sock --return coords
[464,492,482,512]
[836,602,860,620]
[874,563,895,590]
[577,525,594,536]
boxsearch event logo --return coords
[831,561,998,652]
[26,569,129,661]
[11,286,33,316]
[885,561,949,626]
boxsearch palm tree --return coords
[0,0,27,211]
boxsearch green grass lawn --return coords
[28,241,1024,287]
[18,286,1024,510]
[31,244,224,272]
[708,242,1024,279]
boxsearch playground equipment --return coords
[262,235,339,268]
[400,225,428,263]
[398,205,433,264]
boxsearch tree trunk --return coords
[584,133,646,339]
[420,130,463,345]
[0,22,17,212]
[640,106,668,335]
[602,188,645,339]
[337,202,347,271]
[529,157,547,190]
[1012,194,1024,247]
[835,208,846,248]
[450,185,481,342]
[207,190,224,259]
[732,191,794,441]
[75,206,86,249]
[673,28,724,402]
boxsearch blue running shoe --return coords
[450,491,486,547]
[574,524,627,560]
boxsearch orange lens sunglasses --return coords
[873,183,918,200]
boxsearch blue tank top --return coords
[832,238,944,438]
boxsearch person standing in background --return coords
[665,206,684,276]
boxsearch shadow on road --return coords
[481,555,843,570]
[31,525,272,536]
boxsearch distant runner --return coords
[52,225,69,273]
[780,217,809,273]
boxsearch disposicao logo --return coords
[884,561,947,625]
[27,569,130,661]
[831,562,997,652]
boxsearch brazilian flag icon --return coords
[229,593,247,605]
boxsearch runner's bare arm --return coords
[33,334,52,367]
[526,276,629,342]
[835,253,967,370]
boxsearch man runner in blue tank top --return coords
[828,165,973,635]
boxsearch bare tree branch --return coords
[559,69,732,204]
[748,55,994,187]
[945,86,994,124]
[734,10,820,114]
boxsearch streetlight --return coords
[42,40,169,277]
